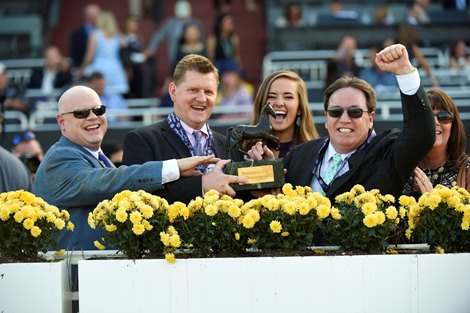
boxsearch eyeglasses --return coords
[434,111,453,124]
[327,106,370,119]
[12,131,36,146]
[60,105,107,119]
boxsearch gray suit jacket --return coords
[33,136,165,250]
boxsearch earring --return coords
[296,115,301,126]
[325,123,327,129]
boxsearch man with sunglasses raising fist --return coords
[33,85,221,250]
[249,43,436,200]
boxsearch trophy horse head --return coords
[226,104,280,159]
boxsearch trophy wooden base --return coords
[225,159,285,191]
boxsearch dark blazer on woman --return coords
[284,85,435,200]
[122,119,227,204]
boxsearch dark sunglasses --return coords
[434,111,453,124]
[327,106,370,119]
[12,130,36,146]
[61,105,107,119]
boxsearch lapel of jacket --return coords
[327,148,368,197]
[161,121,193,158]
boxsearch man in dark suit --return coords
[69,3,101,70]
[27,46,72,96]
[33,85,220,250]
[123,54,247,203]
[247,44,435,200]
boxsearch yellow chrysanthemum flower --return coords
[169,235,181,248]
[23,218,34,230]
[94,240,106,250]
[205,204,218,216]
[165,253,176,264]
[105,224,117,232]
[30,226,41,237]
[54,249,65,256]
[316,204,330,219]
[363,214,378,228]
[130,211,143,224]
[330,207,342,220]
[361,202,377,215]
[376,211,386,225]
[115,209,128,223]
[67,221,75,231]
[234,232,240,241]
[270,220,282,233]
[132,223,145,235]
[281,231,289,237]
[54,218,66,230]
[160,232,171,246]
[385,206,398,220]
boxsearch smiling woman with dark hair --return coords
[402,89,470,197]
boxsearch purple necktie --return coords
[98,151,113,168]
[193,130,203,156]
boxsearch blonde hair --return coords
[97,11,119,38]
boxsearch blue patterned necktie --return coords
[323,153,342,184]
[98,151,113,168]
[193,130,203,156]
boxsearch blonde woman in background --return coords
[80,10,129,95]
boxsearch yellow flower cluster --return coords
[0,190,73,260]
[88,190,169,252]
[400,185,470,240]
[0,190,72,237]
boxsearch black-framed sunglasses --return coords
[327,106,370,119]
[434,111,453,124]
[12,130,36,146]
[60,105,107,119]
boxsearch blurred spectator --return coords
[441,0,469,10]
[275,2,306,28]
[213,0,232,15]
[325,35,361,88]
[449,40,470,70]
[101,141,124,167]
[27,46,72,98]
[207,13,242,70]
[145,1,203,73]
[87,72,129,123]
[122,16,146,98]
[0,63,30,114]
[397,23,439,87]
[160,22,208,107]
[216,59,254,121]
[69,4,101,70]
[359,46,398,92]
[407,0,431,25]
[373,4,394,25]
[81,11,129,95]
[328,0,359,20]
[0,145,32,192]
[11,130,44,181]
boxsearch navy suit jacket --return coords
[122,119,227,204]
[33,136,166,250]
[284,85,435,200]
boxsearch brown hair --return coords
[323,75,377,113]
[427,89,468,171]
[172,54,219,86]
[241,70,319,151]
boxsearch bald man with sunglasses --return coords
[249,43,436,200]
[33,85,221,250]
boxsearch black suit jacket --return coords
[70,25,89,68]
[122,119,227,204]
[284,85,435,200]
[27,68,72,90]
